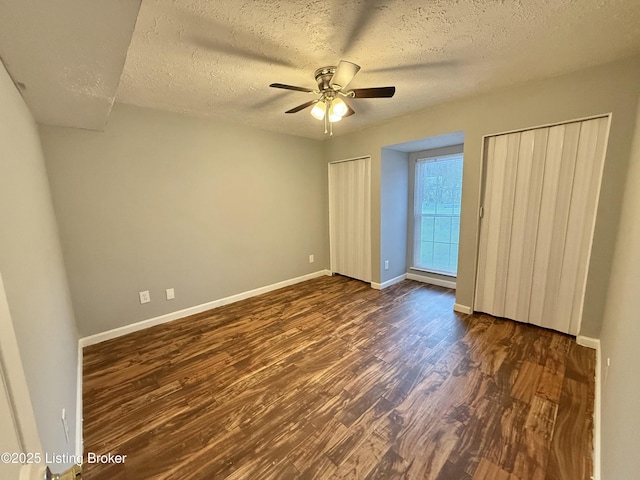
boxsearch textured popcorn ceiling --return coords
[0,0,141,130]
[117,0,640,138]
[1,1,639,137]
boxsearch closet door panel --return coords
[568,117,609,333]
[539,122,581,330]
[504,130,536,321]
[556,119,602,333]
[528,124,566,328]
[515,127,549,322]
[475,116,609,335]
[474,138,495,314]
[492,133,521,317]
[477,135,509,315]
[329,158,371,283]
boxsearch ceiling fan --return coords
[270,60,395,136]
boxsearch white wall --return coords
[40,104,329,336]
[0,62,78,460]
[598,93,640,479]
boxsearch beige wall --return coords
[40,104,328,336]
[325,55,640,337]
[599,93,640,479]
[0,62,78,459]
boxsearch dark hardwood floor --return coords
[83,275,595,479]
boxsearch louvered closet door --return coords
[329,157,372,283]
[475,116,609,335]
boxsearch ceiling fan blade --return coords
[350,86,396,98]
[330,60,361,90]
[343,103,356,118]
[285,99,318,113]
[270,83,315,93]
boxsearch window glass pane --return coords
[432,242,451,271]
[419,241,433,267]
[451,216,460,245]
[413,153,463,275]
[434,216,451,244]
[450,248,459,272]
[421,216,434,241]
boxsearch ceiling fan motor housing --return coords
[315,66,337,91]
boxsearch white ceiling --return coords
[2,0,640,139]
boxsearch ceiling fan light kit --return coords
[330,98,349,119]
[269,60,396,136]
[310,100,326,120]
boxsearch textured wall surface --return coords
[41,104,328,336]
[325,55,640,338]
[0,62,78,462]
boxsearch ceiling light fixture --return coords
[270,60,396,137]
[314,95,348,135]
[310,100,326,120]
[329,97,348,121]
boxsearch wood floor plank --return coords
[288,417,347,472]
[364,447,410,480]
[511,395,557,480]
[326,397,395,467]
[83,275,595,479]
[473,458,520,480]
[298,455,338,479]
[546,377,593,480]
[511,361,544,403]
[330,429,390,479]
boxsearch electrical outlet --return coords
[166,288,175,300]
[309,254,314,263]
[384,260,389,270]
[139,290,150,304]
[61,408,70,443]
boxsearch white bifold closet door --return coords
[475,116,609,335]
[329,157,372,283]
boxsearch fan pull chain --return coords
[324,102,329,135]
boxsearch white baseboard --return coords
[406,272,456,289]
[453,303,472,314]
[79,270,331,348]
[371,274,406,290]
[577,335,601,480]
[576,335,599,350]
[75,342,83,457]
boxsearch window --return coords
[413,153,463,276]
